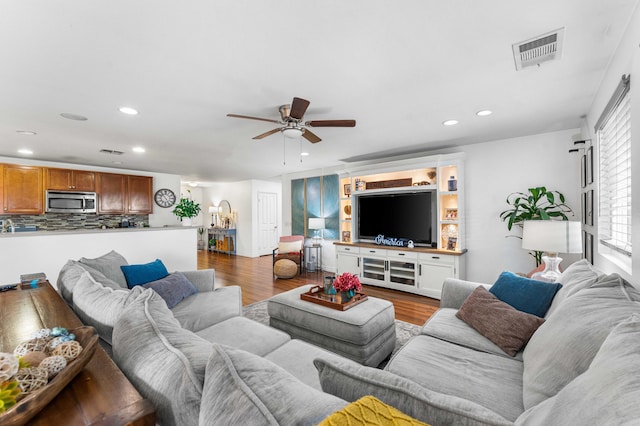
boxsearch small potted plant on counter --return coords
[172,190,201,226]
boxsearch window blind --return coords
[596,74,631,257]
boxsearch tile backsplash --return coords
[0,213,149,231]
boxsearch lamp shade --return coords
[308,218,326,230]
[208,206,217,213]
[521,220,582,254]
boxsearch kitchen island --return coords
[0,226,198,287]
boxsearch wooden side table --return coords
[0,281,155,425]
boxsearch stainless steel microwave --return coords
[45,191,98,213]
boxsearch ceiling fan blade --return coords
[302,129,322,143]
[305,119,356,127]
[252,128,282,140]
[227,113,280,124]
[289,97,310,120]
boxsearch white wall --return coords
[279,129,580,283]
[463,130,580,283]
[201,179,282,258]
[0,227,198,286]
[582,3,639,284]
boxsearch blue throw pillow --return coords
[142,272,198,308]
[489,271,562,318]
[121,259,169,288]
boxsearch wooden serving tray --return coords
[1,326,99,426]
[300,285,368,311]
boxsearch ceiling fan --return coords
[227,97,356,143]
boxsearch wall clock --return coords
[154,188,177,208]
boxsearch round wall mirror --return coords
[219,200,231,216]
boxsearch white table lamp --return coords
[521,220,582,282]
[308,218,326,246]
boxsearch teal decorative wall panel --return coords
[291,178,305,235]
[322,174,339,240]
[290,174,340,240]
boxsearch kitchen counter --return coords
[0,226,198,286]
[0,226,195,238]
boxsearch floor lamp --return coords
[521,220,582,282]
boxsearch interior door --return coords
[258,191,278,255]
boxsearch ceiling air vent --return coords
[512,28,564,71]
[99,149,124,155]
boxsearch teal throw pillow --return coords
[142,272,198,308]
[121,259,169,288]
[489,271,562,318]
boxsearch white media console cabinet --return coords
[335,242,466,299]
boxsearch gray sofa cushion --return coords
[265,339,347,391]
[57,259,121,305]
[545,259,604,317]
[456,286,544,357]
[198,343,347,426]
[516,314,640,425]
[171,286,242,332]
[78,250,129,288]
[386,335,524,422]
[196,316,290,357]
[421,308,524,361]
[522,273,640,409]
[315,357,512,426]
[143,271,198,308]
[113,289,213,426]
[72,271,146,344]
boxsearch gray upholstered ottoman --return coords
[267,284,396,367]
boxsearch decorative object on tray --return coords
[332,273,362,302]
[0,326,98,424]
[323,276,337,295]
[300,285,368,311]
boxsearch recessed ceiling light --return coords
[188,182,198,187]
[476,110,493,116]
[442,119,459,126]
[300,152,310,156]
[119,107,139,115]
[60,112,88,121]
[132,146,145,153]
[18,149,33,155]
[16,130,37,135]
[112,161,123,165]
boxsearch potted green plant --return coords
[172,190,201,226]
[499,186,574,266]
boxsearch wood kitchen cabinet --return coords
[96,173,153,214]
[2,164,44,214]
[46,168,96,191]
[127,175,153,214]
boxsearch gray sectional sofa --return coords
[316,259,640,425]
[57,253,640,425]
[57,251,349,425]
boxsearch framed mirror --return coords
[219,200,231,216]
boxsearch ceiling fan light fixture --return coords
[282,127,303,138]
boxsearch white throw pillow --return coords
[278,240,302,253]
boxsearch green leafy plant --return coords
[0,380,21,413]
[172,190,201,221]
[499,186,574,266]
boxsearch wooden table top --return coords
[0,281,155,426]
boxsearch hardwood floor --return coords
[198,250,440,326]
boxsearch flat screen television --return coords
[356,190,436,246]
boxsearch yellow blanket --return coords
[319,395,430,426]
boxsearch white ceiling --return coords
[0,0,637,183]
